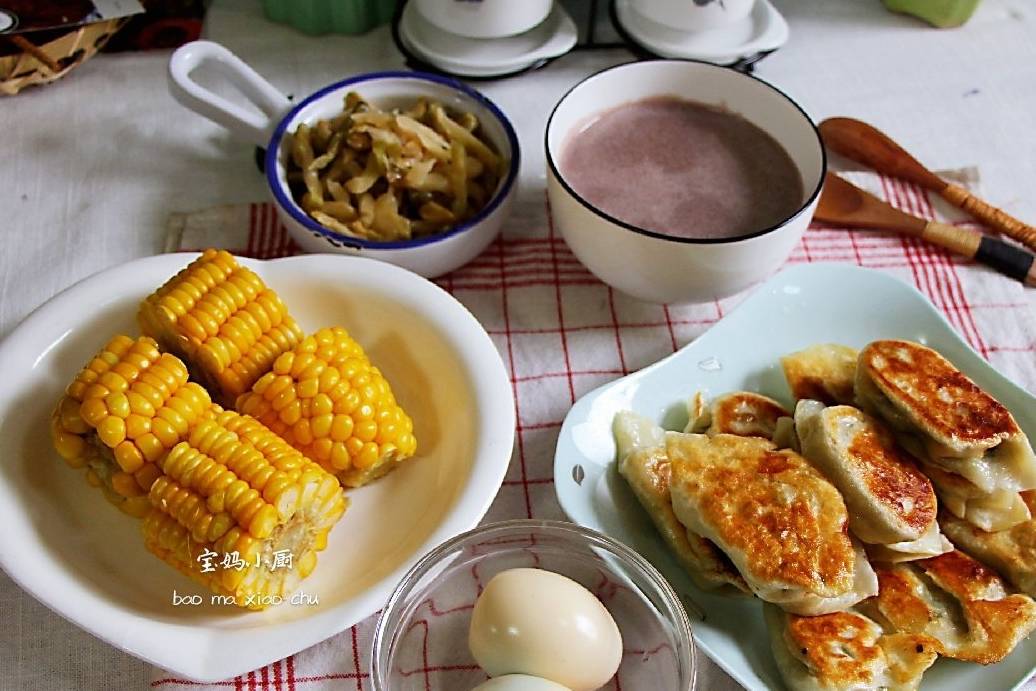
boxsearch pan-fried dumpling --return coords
[858,550,1036,664]
[922,462,1031,531]
[684,391,789,440]
[613,412,749,593]
[666,432,877,615]
[795,401,937,544]
[855,340,1036,498]
[781,343,859,406]
[686,391,797,449]
[940,491,1036,598]
[863,522,952,564]
[773,416,800,452]
[764,604,937,691]
[855,340,1035,467]
[794,401,951,563]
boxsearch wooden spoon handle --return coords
[922,221,1036,287]
[940,184,1036,253]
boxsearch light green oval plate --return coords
[554,263,1036,691]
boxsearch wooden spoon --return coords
[816,172,1036,287]
[818,117,1036,253]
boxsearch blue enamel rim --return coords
[265,71,520,251]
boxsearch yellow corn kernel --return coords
[333,389,360,415]
[329,414,354,442]
[310,437,333,463]
[235,326,417,487]
[139,371,171,397]
[357,442,381,469]
[52,426,86,463]
[296,550,318,579]
[126,391,156,418]
[133,382,164,409]
[137,433,165,463]
[157,407,189,436]
[98,371,129,395]
[312,393,334,417]
[317,367,340,393]
[112,471,144,498]
[120,496,152,518]
[279,400,302,426]
[52,337,212,517]
[115,441,145,473]
[110,362,140,384]
[329,442,350,470]
[296,377,320,399]
[311,414,333,439]
[344,436,363,458]
[291,419,314,446]
[142,410,347,610]
[138,249,304,406]
[80,397,109,428]
[54,336,154,472]
[355,419,377,443]
[125,414,151,440]
[97,416,127,447]
[134,463,162,493]
[58,397,89,435]
[151,417,180,448]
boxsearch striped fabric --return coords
[158,174,1036,690]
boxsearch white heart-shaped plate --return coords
[0,253,515,682]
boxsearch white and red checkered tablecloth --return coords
[154,171,1036,691]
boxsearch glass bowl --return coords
[372,519,696,690]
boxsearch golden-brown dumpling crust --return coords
[667,433,856,601]
[796,402,937,544]
[841,408,935,535]
[940,491,1036,597]
[785,610,885,685]
[765,604,937,691]
[878,633,941,688]
[862,550,1036,665]
[858,340,1019,446]
[706,391,789,439]
[781,343,859,405]
[618,442,749,593]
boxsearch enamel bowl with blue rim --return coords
[169,40,520,278]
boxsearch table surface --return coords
[2,0,1036,689]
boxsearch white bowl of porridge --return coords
[545,60,825,304]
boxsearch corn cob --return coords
[138,249,304,406]
[236,326,417,487]
[142,407,347,609]
[51,335,211,517]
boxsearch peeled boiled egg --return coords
[471,674,572,690]
[468,568,622,691]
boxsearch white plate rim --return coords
[552,262,1036,691]
[0,252,516,682]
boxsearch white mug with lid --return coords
[632,0,755,32]
[413,0,554,38]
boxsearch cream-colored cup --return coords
[632,0,755,31]
[414,0,554,38]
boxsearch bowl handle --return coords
[168,40,291,148]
